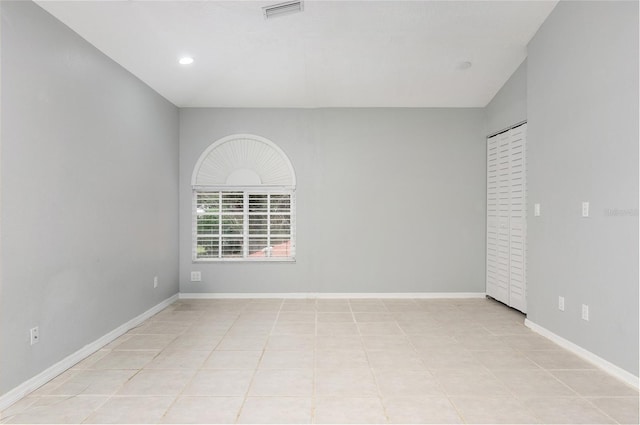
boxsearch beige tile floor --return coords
[1,297,638,424]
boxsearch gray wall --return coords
[485,60,527,136]
[527,1,639,375]
[180,108,486,294]
[0,1,179,394]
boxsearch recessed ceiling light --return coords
[179,57,194,65]
[458,61,472,70]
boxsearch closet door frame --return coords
[486,122,527,313]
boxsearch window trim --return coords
[192,185,296,263]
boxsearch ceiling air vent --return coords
[263,0,304,19]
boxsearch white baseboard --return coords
[179,292,486,299]
[525,319,639,389]
[0,294,179,412]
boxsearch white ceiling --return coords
[36,1,557,108]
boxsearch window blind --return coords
[193,190,295,261]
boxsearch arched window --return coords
[192,134,296,261]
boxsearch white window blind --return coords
[193,189,295,261]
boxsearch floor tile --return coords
[280,299,317,311]
[316,335,363,350]
[524,349,595,370]
[383,396,463,424]
[203,350,262,369]
[182,369,254,396]
[410,335,462,351]
[266,335,315,350]
[357,322,404,335]
[455,334,513,350]
[420,349,484,370]
[29,370,80,395]
[551,370,639,396]
[163,334,222,351]
[374,369,444,397]
[431,368,511,396]
[362,335,412,351]
[249,369,314,396]
[128,321,190,335]
[92,351,158,370]
[316,322,360,336]
[84,396,174,424]
[482,322,532,336]
[317,312,354,323]
[316,300,350,312]
[0,397,38,421]
[272,322,316,335]
[472,349,540,370]
[116,369,195,395]
[353,312,395,322]
[315,368,378,396]
[238,397,312,424]
[523,397,616,424]
[72,350,110,369]
[492,368,576,397]
[4,396,106,424]
[383,300,420,311]
[49,370,137,396]
[160,396,243,424]
[277,311,316,322]
[348,300,388,312]
[503,334,561,350]
[589,397,640,424]
[144,350,209,369]
[450,396,541,424]
[4,297,634,425]
[315,349,369,369]
[366,350,426,370]
[217,335,268,351]
[314,397,387,424]
[259,350,314,369]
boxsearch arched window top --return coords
[191,134,296,187]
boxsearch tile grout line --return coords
[158,300,243,423]
[234,298,285,424]
[349,299,391,424]
[312,299,318,424]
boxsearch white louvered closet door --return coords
[486,123,527,313]
[486,134,499,302]
[508,124,527,312]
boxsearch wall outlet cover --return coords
[582,201,590,217]
[30,327,39,345]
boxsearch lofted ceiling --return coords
[35,1,557,108]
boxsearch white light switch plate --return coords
[534,203,541,217]
[582,201,589,217]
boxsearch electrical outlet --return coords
[534,203,541,217]
[582,304,589,321]
[582,201,590,217]
[190,271,202,282]
[558,296,565,311]
[30,327,39,345]
[153,276,158,288]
